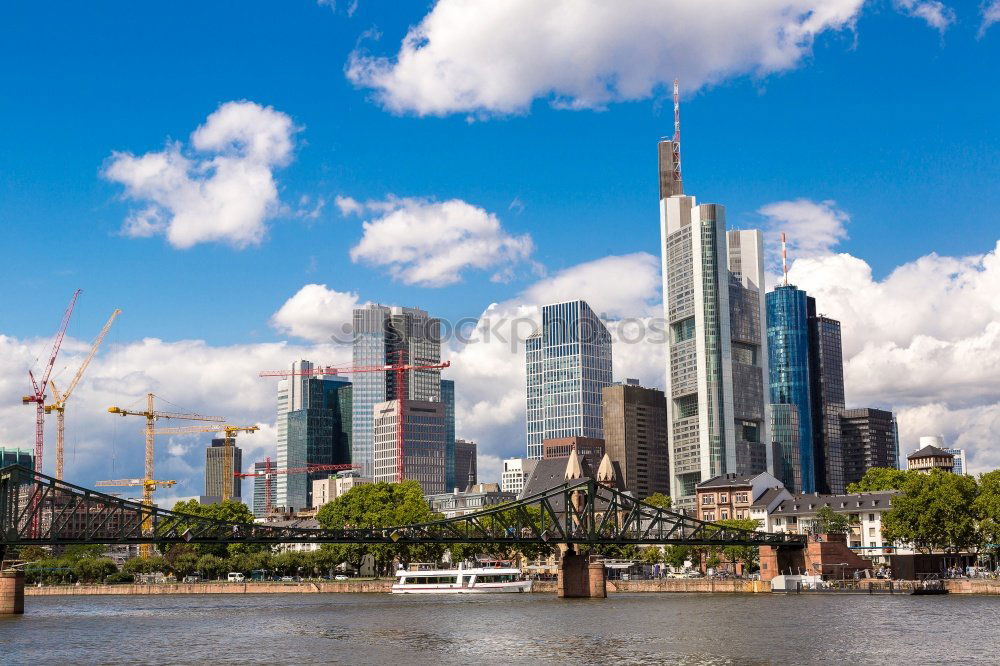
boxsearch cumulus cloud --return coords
[981,0,1000,37]
[758,198,850,276]
[270,284,362,343]
[893,0,955,32]
[104,101,298,249]
[346,0,949,117]
[346,197,535,286]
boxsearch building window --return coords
[719,494,729,503]
[701,494,714,505]
[735,493,749,504]
[869,513,875,522]
[869,527,876,538]
[720,511,729,520]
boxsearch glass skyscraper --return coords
[352,304,442,479]
[660,189,770,509]
[525,300,612,460]
[276,359,313,509]
[441,379,456,490]
[766,284,816,493]
[807,300,846,494]
[285,377,352,509]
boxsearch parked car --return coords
[227,573,245,583]
[182,575,201,583]
[334,574,349,581]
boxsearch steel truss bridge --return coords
[1,465,805,556]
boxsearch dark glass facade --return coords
[807,299,846,494]
[286,377,353,508]
[441,379,456,490]
[840,408,899,486]
[766,285,815,492]
[202,438,243,504]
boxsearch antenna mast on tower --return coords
[672,79,682,191]
[781,232,789,286]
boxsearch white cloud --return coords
[346,0,949,117]
[893,0,955,32]
[758,198,850,277]
[335,194,364,216]
[270,284,362,343]
[104,101,298,249]
[980,0,1000,37]
[347,197,535,286]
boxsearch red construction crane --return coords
[260,353,451,482]
[23,289,81,475]
[235,458,358,515]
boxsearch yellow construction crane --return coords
[94,477,177,558]
[105,393,224,557]
[45,308,121,480]
[155,424,259,501]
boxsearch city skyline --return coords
[2,1,1000,504]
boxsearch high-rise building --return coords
[352,304,442,479]
[659,153,770,509]
[441,379,456,490]
[251,460,270,518]
[525,300,613,460]
[601,379,670,499]
[276,359,313,509]
[807,302,846,494]
[373,399,446,493]
[542,436,606,471]
[768,403,802,492]
[0,446,34,469]
[766,285,815,493]
[201,438,243,505]
[284,377,352,510]
[501,457,537,497]
[453,438,477,491]
[840,408,899,485]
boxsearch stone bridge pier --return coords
[1,570,25,615]
[557,545,607,599]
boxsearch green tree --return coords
[640,546,664,565]
[73,557,119,583]
[196,554,227,580]
[316,481,444,575]
[847,467,912,493]
[974,470,1000,548]
[122,556,170,576]
[644,493,672,510]
[15,545,48,562]
[811,506,853,534]
[662,545,692,569]
[713,518,762,572]
[168,499,264,556]
[882,469,980,554]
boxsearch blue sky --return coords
[2,0,1000,495]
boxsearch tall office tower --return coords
[525,300,613,460]
[441,379,456,490]
[660,182,770,508]
[840,408,900,486]
[807,300,846,494]
[251,460,269,518]
[201,439,243,505]
[373,399,446,493]
[285,376,353,509]
[601,379,670,499]
[352,304,442,479]
[276,359,313,509]
[0,446,34,469]
[501,457,538,496]
[766,285,816,493]
[454,439,477,491]
[768,403,801,491]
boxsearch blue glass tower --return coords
[766,285,815,492]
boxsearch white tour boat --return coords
[392,563,532,594]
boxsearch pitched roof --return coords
[751,487,787,508]
[908,445,954,460]
[697,473,758,489]
[773,491,897,516]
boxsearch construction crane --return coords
[45,308,121,480]
[22,289,81,476]
[105,393,224,557]
[154,424,259,502]
[260,353,451,482]
[94,477,177,558]
[235,459,357,516]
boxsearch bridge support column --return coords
[758,545,806,582]
[557,546,606,599]
[0,570,25,615]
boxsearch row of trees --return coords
[847,467,1000,554]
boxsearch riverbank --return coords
[23,578,1000,596]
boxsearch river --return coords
[1,593,996,664]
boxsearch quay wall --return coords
[943,580,1000,595]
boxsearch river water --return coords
[1,592,996,664]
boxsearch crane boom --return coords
[45,308,121,480]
